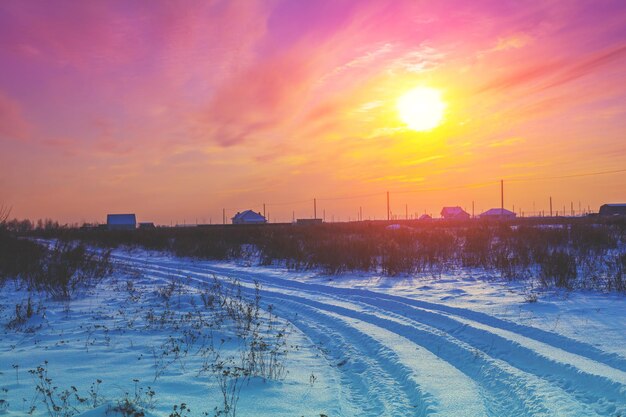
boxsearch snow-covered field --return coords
[2,248,625,417]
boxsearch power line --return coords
[214,167,624,218]
[391,180,499,194]
[505,168,626,183]
[265,198,312,207]
[317,191,385,201]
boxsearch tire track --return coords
[113,254,626,416]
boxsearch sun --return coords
[397,87,445,132]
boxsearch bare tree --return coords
[0,204,11,225]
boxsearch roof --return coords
[232,210,266,222]
[480,208,517,217]
[107,214,136,225]
[441,206,469,216]
[599,204,626,215]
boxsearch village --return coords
[98,203,626,230]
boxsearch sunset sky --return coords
[1,0,625,224]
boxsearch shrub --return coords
[29,241,112,300]
[538,250,577,289]
[29,216,626,292]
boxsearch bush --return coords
[29,241,112,300]
[0,229,46,283]
[539,250,577,289]
[27,216,626,292]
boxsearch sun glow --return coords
[397,87,445,132]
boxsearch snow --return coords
[2,247,625,416]
[76,404,160,417]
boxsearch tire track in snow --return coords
[123,262,532,415]
[264,297,433,416]
[139,268,437,416]
[113,254,626,416]
[119,255,626,372]
[140,265,538,416]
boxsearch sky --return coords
[1,0,625,224]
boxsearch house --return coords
[138,222,155,229]
[107,213,136,230]
[599,204,626,216]
[479,208,517,219]
[232,210,267,225]
[440,206,470,220]
[418,214,432,221]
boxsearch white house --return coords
[232,210,267,225]
[107,214,136,230]
[479,208,517,219]
[440,206,470,220]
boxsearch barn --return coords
[232,210,267,224]
[479,208,517,219]
[440,206,470,220]
[107,213,137,230]
[599,204,626,216]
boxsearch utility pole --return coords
[549,196,553,217]
[359,206,362,222]
[314,198,317,219]
[571,201,574,216]
[472,201,475,219]
[501,179,504,213]
[292,211,295,223]
[263,203,266,218]
[386,191,390,221]
[222,208,225,225]
[323,209,326,222]
[405,204,408,220]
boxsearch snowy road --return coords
[113,252,626,417]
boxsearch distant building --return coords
[479,208,517,219]
[440,206,470,220]
[296,218,323,225]
[107,214,136,230]
[138,222,155,229]
[599,204,626,216]
[418,214,432,221]
[232,210,267,225]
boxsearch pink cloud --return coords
[1,0,626,223]
[0,91,30,141]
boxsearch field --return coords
[29,217,626,292]
[1,218,625,416]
